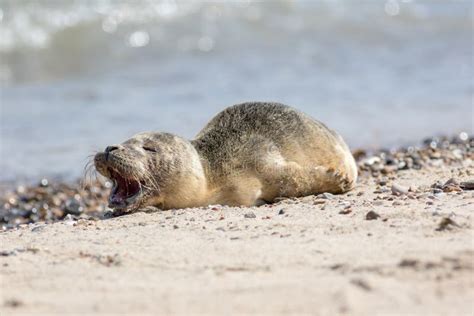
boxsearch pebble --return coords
[365,211,381,220]
[339,209,352,215]
[444,178,459,186]
[319,193,334,199]
[460,180,474,190]
[31,225,46,233]
[313,199,326,205]
[4,298,23,308]
[65,198,84,215]
[64,214,76,226]
[0,250,16,256]
[436,217,460,231]
[391,183,409,196]
[339,201,351,208]
[399,259,419,268]
[244,212,256,219]
[350,278,372,291]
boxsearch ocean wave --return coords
[0,0,471,83]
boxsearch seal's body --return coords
[94,102,357,211]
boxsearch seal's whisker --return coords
[81,159,96,190]
[141,169,159,192]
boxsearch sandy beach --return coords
[1,140,473,315]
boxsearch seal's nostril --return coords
[105,146,119,153]
[105,145,119,160]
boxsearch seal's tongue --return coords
[108,169,140,208]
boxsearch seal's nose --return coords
[105,145,119,153]
[104,145,119,160]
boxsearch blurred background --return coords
[0,0,472,182]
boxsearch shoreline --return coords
[1,133,472,230]
[0,134,473,315]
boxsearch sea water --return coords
[0,0,472,181]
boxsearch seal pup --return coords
[94,102,357,212]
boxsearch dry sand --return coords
[1,164,473,315]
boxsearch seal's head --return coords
[94,132,207,212]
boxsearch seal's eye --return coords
[143,146,158,153]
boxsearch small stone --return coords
[0,250,16,256]
[64,214,76,226]
[452,149,463,159]
[399,259,419,268]
[443,184,462,193]
[352,149,367,161]
[4,298,23,308]
[339,209,352,215]
[436,217,460,231]
[365,211,380,220]
[391,183,409,196]
[64,198,84,215]
[444,178,459,186]
[350,278,372,291]
[431,181,444,189]
[460,180,474,190]
[173,225,179,229]
[313,199,326,205]
[319,193,334,199]
[103,210,115,219]
[362,156,381,166]
[244,212,256,219]
[278,209,285,215]
[382,165,398,174]
[339,201,351,208]
[31,225,46,233]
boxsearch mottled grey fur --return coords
[94,102,357,211]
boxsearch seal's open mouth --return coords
[108,168,141,209]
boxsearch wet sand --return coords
[1,137,473,315]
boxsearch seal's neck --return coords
[153,139,210,210]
